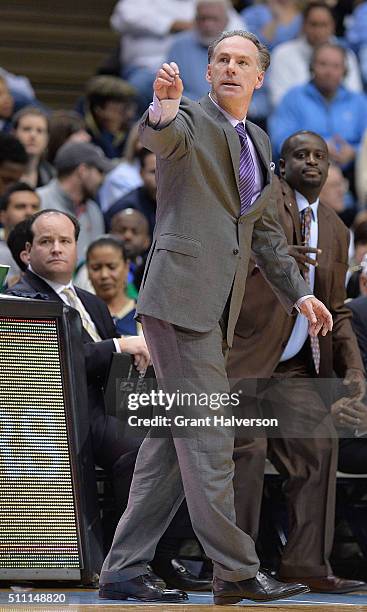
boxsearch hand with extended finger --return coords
[154,62,183,101]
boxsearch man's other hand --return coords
[298,296,333,337]
[331,397,367,431]
[118,336,151,373]
[343,368,366,401]
[154,62,183,101]
[288,245,321,271]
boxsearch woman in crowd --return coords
[12,106,55,188]
[86,234,140,336]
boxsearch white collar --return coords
[208,93,246,128]
[294,190,319,220]
[28,264,74,295]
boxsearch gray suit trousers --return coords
[99,315,259,584]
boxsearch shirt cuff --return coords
[113,338,121,353]
[294,294,313,313]
[148,93,181,127]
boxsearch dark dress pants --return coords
[233,348,338,578]
[100,315,260,585]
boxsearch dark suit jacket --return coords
[346,295,367,373]
[7,270,117,385]
[137,95,310,346]
[227,177,364,379]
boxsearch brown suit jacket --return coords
[227,176,364,379]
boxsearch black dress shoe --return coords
[99,574,188,602]
[213,570,309,605]
[153,558,212,591]
[146,565,166,589]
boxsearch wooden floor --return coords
[1,605,367,611]
[2,588,367,610]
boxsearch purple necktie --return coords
[235,122,256,215]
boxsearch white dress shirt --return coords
[280,192,319,361]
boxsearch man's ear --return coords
[254,70,265,90]
[25,241,32,255]
[143,236,151,251]
[279,158,286,177]
[206,64,212,85]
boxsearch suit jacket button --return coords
[233,248,239,255]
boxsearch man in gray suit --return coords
[99,30,333,605]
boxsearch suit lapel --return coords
[24,271,62,301]
[280,180,302,245]
[199,95,241,194]
[198,96,270,214]
[314,204,332,300]
[245,121,270,182]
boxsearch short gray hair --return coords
[207,30,271,72]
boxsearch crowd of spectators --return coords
[2,0,367,590]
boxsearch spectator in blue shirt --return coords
[269,42,367,179]
[167,0,244,101]
[345,0,367,53]
[241,0,303,50]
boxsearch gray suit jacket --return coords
[137,95,310,346]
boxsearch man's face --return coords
[0,161,26,196]
[27,213,78,284]
[141,153,157,200]
[279,133,329,195]
[0,80,14,119]
[79,164,104,200]
[303,7,334,47]
[110,210,150,259]
[0,190,40,231]
[312,46,345,96]
[196,2,228,45]
[15,114,48,158]
[206,36,264,112]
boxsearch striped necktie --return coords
[62,287,101,342]
[301,206,320,374]
[235,122,256,215]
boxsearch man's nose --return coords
[51,240,62,252]
[227,59,236,72]
[307,154,318,165]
